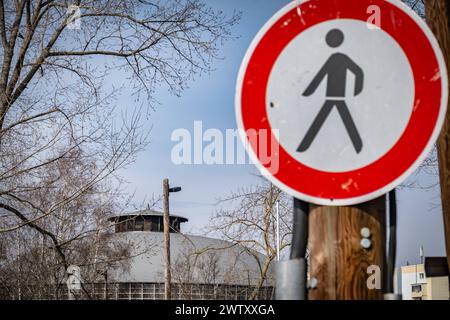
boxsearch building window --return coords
[149,216,162,232]
[115,220,126,233]
[134,217,144,231]
[419,272,425,280]
[171,220,180,233]
[115,216,145,232]
[126,219,134,231]
[113,215,183,233]
[412,284,422,293]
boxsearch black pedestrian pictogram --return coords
[297,29,364,154]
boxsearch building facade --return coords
[94,209,274,300]
[397,258,449,300]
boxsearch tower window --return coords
[112,213,187,233]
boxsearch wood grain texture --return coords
[163,178,172,300]
[308,196,386,300]
[425,0,450,272]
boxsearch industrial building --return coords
[84,209,275,300]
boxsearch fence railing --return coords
[0,282,275,300]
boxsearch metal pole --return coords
[163,178,172,300]
[276,200,280,262]
[386,189,397,293]
[290,198,309,260]
[275,198,309,300]
[104,270,108,300]
[384,189,401,300]
[420,245,424,265]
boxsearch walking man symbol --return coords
[297,29,364,154]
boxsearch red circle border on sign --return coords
[238,0,446,204]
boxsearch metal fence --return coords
[0,282,274,300]
[87,283,274,300]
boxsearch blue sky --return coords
[116,0,446,267]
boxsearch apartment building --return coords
[398,257,449,300]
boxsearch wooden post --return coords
[308,196,386,300]
[425,0,450,272]
[163,178,172,300]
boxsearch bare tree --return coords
[171,245,260,300]
[171,248,197,299]
[404,0,425,18]
[0,152,160,299]
[0,0,239,298]
[207,181,292,300]
[196,251,220,286]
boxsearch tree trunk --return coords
[425,0,450,273]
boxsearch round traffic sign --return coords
[236,0,448,205]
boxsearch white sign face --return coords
[267,19,415,172]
